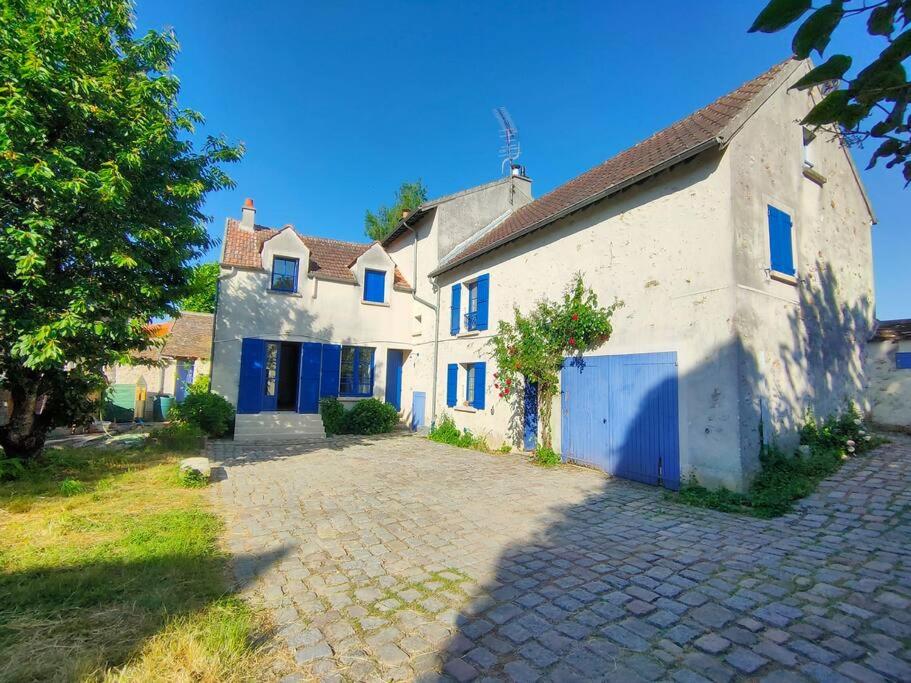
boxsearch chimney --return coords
[240,198,256,230]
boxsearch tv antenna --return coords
[493,107,522,175]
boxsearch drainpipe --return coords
[209,266,237,394]
[401,217,440,427]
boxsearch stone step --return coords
[234,412,326,442]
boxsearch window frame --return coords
[464,280,479,331]
[363,269,387,304]
[465,363,477,403]
[270,256,299,293]
[339,345,375,397]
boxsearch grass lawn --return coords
[0,445,282,682]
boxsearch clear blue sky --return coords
[135,0,907,320]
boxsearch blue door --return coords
[412,391,425,431]
[561,352,680,490]
[297,342,322,413]
[385,350,404,411]
[523,380,538,450]
[175,359,194,403]
[261,341,280,412]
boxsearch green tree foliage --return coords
[0,0,241,458]
[489,275,621,449]
[179,262,220,313]
[364,180,428,241]
[749,0,911,183]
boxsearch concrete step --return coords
[234,412,326,443]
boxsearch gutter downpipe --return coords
[209,266,237,395]
[401,216,440,428]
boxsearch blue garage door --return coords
[561,352,680,490]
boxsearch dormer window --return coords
[271,256,299,293]
[363,269,386,303]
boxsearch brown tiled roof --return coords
[222,219,412,290]
[434,59,796,274]
[872,319,911,342]
[161,312,214,359]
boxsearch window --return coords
[802,128,816,169]
[767,205,796,277]
[271,257,299,292]
[340,346,374,396]
[897,352,911,370]
[466,363,477,402]
[465,281,479,330]
[364,269,386,303]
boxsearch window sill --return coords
[361,300,389,307]
[770,270,798,286]
[339,395,372,402]
[803,166,827,186]
[457,330,480,339]
[268,289,301,297]
[454,405,477,414]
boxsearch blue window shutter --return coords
[473,362,486,410]
[450,284,461,335]
[897,352,911,370]
[768,206,795,275]
[237,338,265,414]
[320,344,341,398]
[446,363,458,407]
[364,270,385,302]
[476,274,490,331]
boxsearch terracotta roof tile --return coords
[436,59,794,273]
[222,220,412,290]
[872,319,911,342]
[161,312,214,359]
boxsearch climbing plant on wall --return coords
[489,274,621,449]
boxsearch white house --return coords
[211,58,876,491]
[867,320,911,430]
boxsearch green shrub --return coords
[343,398,398,435]
[320,398,346,436]
[533,445,561,467]
[0,458,25,481]
[186,374,211,396]
[178,466,209,488]
[429,415,489,450]
[170,391,235,437]
[319,397,398,436]
[152,423,206,452]
[59,478,86,496]
[497,444,512,454]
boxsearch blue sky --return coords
[135,1,907,320]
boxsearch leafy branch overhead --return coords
[364,180,428,241]
[750,0,911,182]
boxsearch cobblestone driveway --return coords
[211,435,911,682]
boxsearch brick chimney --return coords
[240,198,256,230]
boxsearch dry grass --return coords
[0,447,285,682]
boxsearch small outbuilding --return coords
[867,319,911,431]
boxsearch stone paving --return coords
[210,434,911,682]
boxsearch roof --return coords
[871,319,911,342]
[381,176,518,246]
[161,312,214,359]
[432,58,799,276]
[222,219,412,290]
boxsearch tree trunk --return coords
[538,383,555,449]
[0,377,50,460]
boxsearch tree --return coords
[0,0,241,459]
[749,0,911,183]
[179,262,220,313]
[489,275,621,449]
[364,180,428,241]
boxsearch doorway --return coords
[277,342,300,411]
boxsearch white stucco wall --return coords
[433,153,747,489]
[867,340,911,429]
[727,62,875,475]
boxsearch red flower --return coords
[569,337,576,346]
[494,383,500,389]
[504,388,510,395]
[494,372,499,379]
[505,378,511,386]
[571,313,579,321]
[499,391,504,398]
